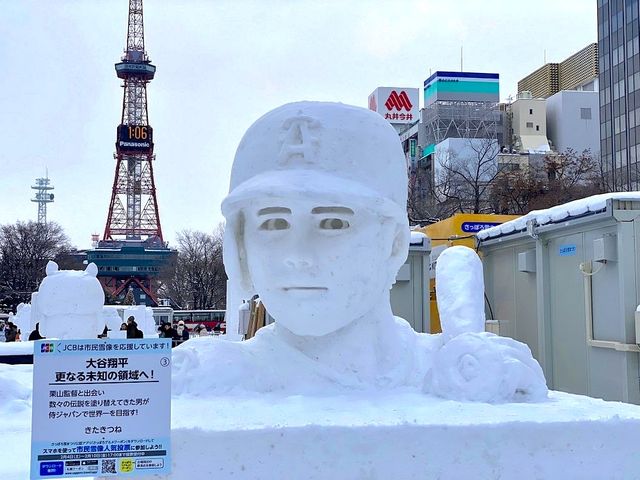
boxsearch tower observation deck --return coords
[86,0,176,307]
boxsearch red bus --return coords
[171,310,226,334]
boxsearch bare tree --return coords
[162,225,227,310]
[407,164,459,225]
[490,164,546,214]
[434,137,500,214]
[491,149,604,214]
[0,221,76,311]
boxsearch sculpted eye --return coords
[319,218,350,230]
[259,218,290,231]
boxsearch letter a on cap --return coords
[278,113,321,165]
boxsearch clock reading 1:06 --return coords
[116,124,153,153]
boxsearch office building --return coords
[518,43,599,99]
[546,90,600,154]
[598,0,640,189]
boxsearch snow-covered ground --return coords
[4,360,640,479]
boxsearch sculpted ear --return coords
[85,263,98,277]
[390,223,410,265]
[46,261,59,276]
[387,221,410,287]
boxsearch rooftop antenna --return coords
[544,49,546,64]
[461,44,463,71]
[31,170,55,224]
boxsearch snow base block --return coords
[159,392,640,480]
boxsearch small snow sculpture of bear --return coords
[35,261,105,339]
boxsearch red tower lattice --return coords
[104,0,163,242]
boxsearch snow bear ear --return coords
[85,263,98,277]
[46,261,59,276]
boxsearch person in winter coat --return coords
[197,324,209,337]
[126,316,144,339]
[160,322,177,339]
[175,320,190,344]
[4,322,17,342]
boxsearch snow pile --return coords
[11,303,31,335]
[410,230,427,245]
[478,192,640,240]
[0,364,31,412]
[0,341,34,356]
[35,261,105,339]
[102,305,123,332]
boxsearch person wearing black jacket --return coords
[126,316,144,339]
[4,322,17,342]
[159,322,176,338]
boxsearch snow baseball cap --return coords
[221,101,409,219]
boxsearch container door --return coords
[547,233,589,395]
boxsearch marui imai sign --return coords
[30,339,172,478]
[368,87,419,124]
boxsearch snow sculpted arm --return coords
[426,246,548,403]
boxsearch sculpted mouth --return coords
[282,287,328,292]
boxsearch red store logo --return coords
[385,91,413,111]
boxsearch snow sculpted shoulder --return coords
[172,101,548,403]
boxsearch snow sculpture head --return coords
[37,261,105,339]
[222,102,409,336]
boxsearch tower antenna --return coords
[104,0,162,242]
[88,0,176,307]
[31,172,54,224]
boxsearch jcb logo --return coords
[385,91,413,111]
[40,343,55,353]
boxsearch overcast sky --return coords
[0,0,596,249]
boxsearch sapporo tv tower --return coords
[87,0,176,307]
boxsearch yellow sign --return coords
[119,458,135,473]
[419,213,519,249]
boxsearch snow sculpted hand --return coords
[425,332,548,403]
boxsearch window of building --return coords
[526,122,534,128]
[581,108,592,120]
[529,108,533,115]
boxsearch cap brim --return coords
[222,169,404,218]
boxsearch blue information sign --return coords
[460,221,501,233]
[559,244,577,256]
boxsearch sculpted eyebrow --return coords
[311,207,354,215]
[258,207,292,216]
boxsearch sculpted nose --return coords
[284,256,313,269]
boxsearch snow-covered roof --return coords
[477,192,640,241]
[410,231,427,245]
